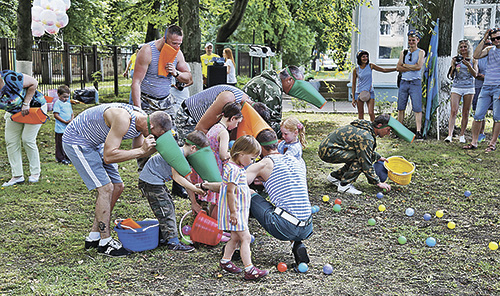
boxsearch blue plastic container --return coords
[114,220,159,252]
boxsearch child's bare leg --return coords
[236,230,252,267]
[222,232,241,260]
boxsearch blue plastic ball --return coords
[228,140,235,149]
[311,205,320,214]
[426,237,436,247]
[376,192,384,199]
[423,213,431,221]
[250,235,255,244]
[298,262,308,273]
[464,190,471,197]
[323,263,333,275]
[405,208,415,217]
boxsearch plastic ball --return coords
[423,213,431,221]
[298,262,308,273]
[310,205,317,214]
[378,205,386,212]
[228,140,235,149]
[277,262,287,272]
[464,190,472,197]
[181,225,191,235]
[376,192,384,199]
[436,210,444,218]
[368,218,376,226]
[250,235,255,244]
[180,235,191,245]
[488,242,498,251]
[323,264,333,275]
[334,198,342,205]
[398,236,407,245]
[314,205,320,213]
[426,237,437,247]
[405,208,415,217]
[333,204,341,212]
[322,195,330,202]
[447,221,456,229]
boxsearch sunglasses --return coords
[491,36,500,42]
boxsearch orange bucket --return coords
[157,43,179,77]
[10,108,49,124]
[190,210,222,246]
[236,102,272,138]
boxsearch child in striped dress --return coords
[217,135,268,280]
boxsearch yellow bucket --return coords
[383,156,415,185]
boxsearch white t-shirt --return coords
[226,59,237,84]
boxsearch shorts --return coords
[63,143,122,190]
[354,91,375,101]
[473,85,500,122]
[451,87,475,97]
[398,79,422,112]
[472,87,493,111]
[141,93,176,117]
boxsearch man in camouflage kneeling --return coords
[318,114,392,195]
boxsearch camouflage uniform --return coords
[318,119,382,185]
[243,70,283,137]
[138,180,178,244]
[173,106,197,146]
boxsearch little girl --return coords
[218,135,268,280]
[278,117,306,164]
[203,102,243,218]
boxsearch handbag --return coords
[397,49,408,88]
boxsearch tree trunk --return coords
[215,0,249,55]
[16,0,32,74]
[145,0,161,43]
[179,0,202,95]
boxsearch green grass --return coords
[1,107,500,295]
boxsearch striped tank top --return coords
[184,85,245,122]
[140,41,177,99]
[263,154,311,221]
[62,103,144,147]
[484,47,500,86]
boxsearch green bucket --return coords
[288,79,327,109]
[187,146,222,182]
[387,117,415,143]
[156,131,192,177]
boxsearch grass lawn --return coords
[1,104,499,295]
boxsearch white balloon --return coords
[40,0,51,10]
[55,12,69,28]
[33,0,42,7]
[32,6,44,22]
[32,21,45,37]
[51,0,66,12]
[44,24,60,35]
[63,0,71,10]
[40,9,57,26]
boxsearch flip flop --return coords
[462,143,477,150]
[485,144,496,152]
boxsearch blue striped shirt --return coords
[62,103,144,147]
[263,154,311,221]
[184,85,245,122]
[140,41,177,99]
[484,47,500,86]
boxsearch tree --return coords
[16,0,32,74]
[0,0,17,37]
[214,0,249,55]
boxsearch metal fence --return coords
[0,38,134,97]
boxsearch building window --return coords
[378,7,408,60]
[464,1,499,48]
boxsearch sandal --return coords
[463,143,477,150]
[485,144,496,152]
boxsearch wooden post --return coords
[113,46,119,96]
[63,42,72,85]
[0,38,10,70]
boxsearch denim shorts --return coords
[63,143,122,190]
[398,79,423,112]
[250,193,313,242]
[451,87,475,97]
[473,85,500,122]
[354,90,375,101]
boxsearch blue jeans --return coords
[398,79,423,112]
[473,85,500,122]
[250,193,313,241]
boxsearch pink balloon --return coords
[32,21,45,37]
[44,24,60,35]
[32,6,44,22]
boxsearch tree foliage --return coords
[0,0,18,37]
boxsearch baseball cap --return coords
[205,42,213,48]
[408,29,422,39]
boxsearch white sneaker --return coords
[2,176,25,187]
[459,135,466,143]
[444,135,452,142]
[326,174,340,185]
[337,183,362,195]
[29,174,40,183]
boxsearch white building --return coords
[349,0,500,102]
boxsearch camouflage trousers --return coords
[173,105,197,146]
[318,146,365,184]
[138,180,178,244]
[140,93,177,118]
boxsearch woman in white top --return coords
[223,48,237,86]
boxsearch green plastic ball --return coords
[333,204,341,212]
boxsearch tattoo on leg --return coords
[98,221,106,232]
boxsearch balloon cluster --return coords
[31,0,71,37]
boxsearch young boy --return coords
[138,130,208,251]
[53,85,73,164]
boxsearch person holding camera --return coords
[445,39,478,143]
[464,28,500,152]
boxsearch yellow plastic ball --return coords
[378,205,386,212]
[489,242,498,251]
[447,221,456,229]
[436,210,444,218]
[322,195,329,202]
